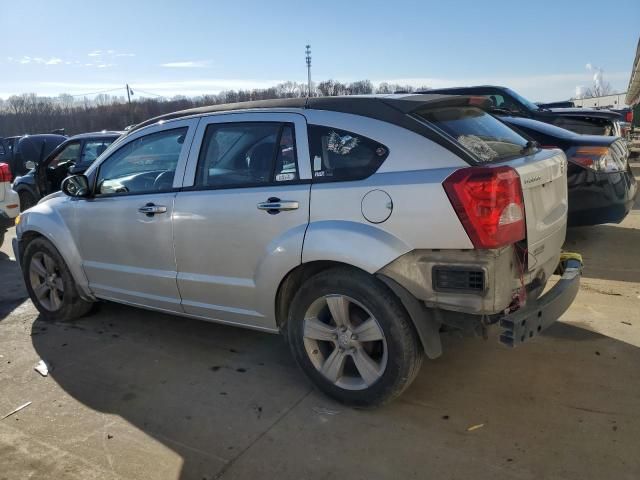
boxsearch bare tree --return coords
[346,80,373,95]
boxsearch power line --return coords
[133,88,165,98]
[69,87,124,98]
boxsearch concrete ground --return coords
[1,195,639,480]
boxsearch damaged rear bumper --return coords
[499,259,581,347]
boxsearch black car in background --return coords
[13,131,121,210]
[1,134,66,181]
[423,86,622,136]
[500,116,637,226]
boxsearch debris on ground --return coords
[312,406,341,416]
[467,423,484,432]
[34,359,49,377]
[1,402,32,420]
[621,321,632,326]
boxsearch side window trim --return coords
[88,118,199,197]
[181,112,311,188]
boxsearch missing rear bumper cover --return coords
[499,259,581,347]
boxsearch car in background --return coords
[0,136,24,179]
[5,134,67,182]
[500,116,637,226]
[423,86,623,136]
[0,162,19,248]
[13,132,121,211]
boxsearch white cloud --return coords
[88,50,102,57]
[160,60,210,68]
[11,55,64,66]
[115,53,136,57]
[97,64,114,69]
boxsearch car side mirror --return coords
[68,164,87,175]
[25,160,36,170]
[61,175,90,198]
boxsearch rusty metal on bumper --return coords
[499,259,582,347]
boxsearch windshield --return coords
[416,106,530,162]
[505,88,539,111]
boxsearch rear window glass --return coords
[416,106,529,162]
[308,125,389,182]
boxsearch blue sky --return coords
[1,0,638,101]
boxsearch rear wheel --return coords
[22,237,93,322]
[18,190,37,212]
[287,267,423,407]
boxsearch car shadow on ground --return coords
[0,253,28,322]
[30,302,640,480]
[565,223,640,283]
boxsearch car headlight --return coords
[567,146,627,173]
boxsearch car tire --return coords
[18,190,37,212]
[22,237,93,322]
[287,267,423,407]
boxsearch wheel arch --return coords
[275,260,442,359]
[18,214,94,301]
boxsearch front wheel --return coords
[22,237,93,322]
[287,267,423,407]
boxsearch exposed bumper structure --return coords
[499,258,581,347]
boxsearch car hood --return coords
[547,107,621,121]
[13,170,36,185]
[38,190,65,204]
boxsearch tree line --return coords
[0,79,429,137]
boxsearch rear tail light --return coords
[625,111,633,123]
[443,166,526,249]
[567,146,626,172]
[0,163,11,183]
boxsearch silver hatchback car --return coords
[14,95,581,406]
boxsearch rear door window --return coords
[415,106,529,162]
[307,125,388,181]
[195,122,299,188]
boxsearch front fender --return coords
[302,220,411,273]
[17,199,94,301]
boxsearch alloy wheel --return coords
[29,252,64,311]
[303,294,387,390]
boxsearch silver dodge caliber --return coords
[14,95,581,406]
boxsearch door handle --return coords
[257,197,299,214]
[138,203,167,216]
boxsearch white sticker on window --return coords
[457,134,498,162]
[313,155,322,171]
[276,173,295,182]
[327,131,359,155]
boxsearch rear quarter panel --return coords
[302,111,473,273]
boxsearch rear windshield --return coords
[416,106,529,162]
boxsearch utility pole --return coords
[305,45,312,97]
[126,84,133,125]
